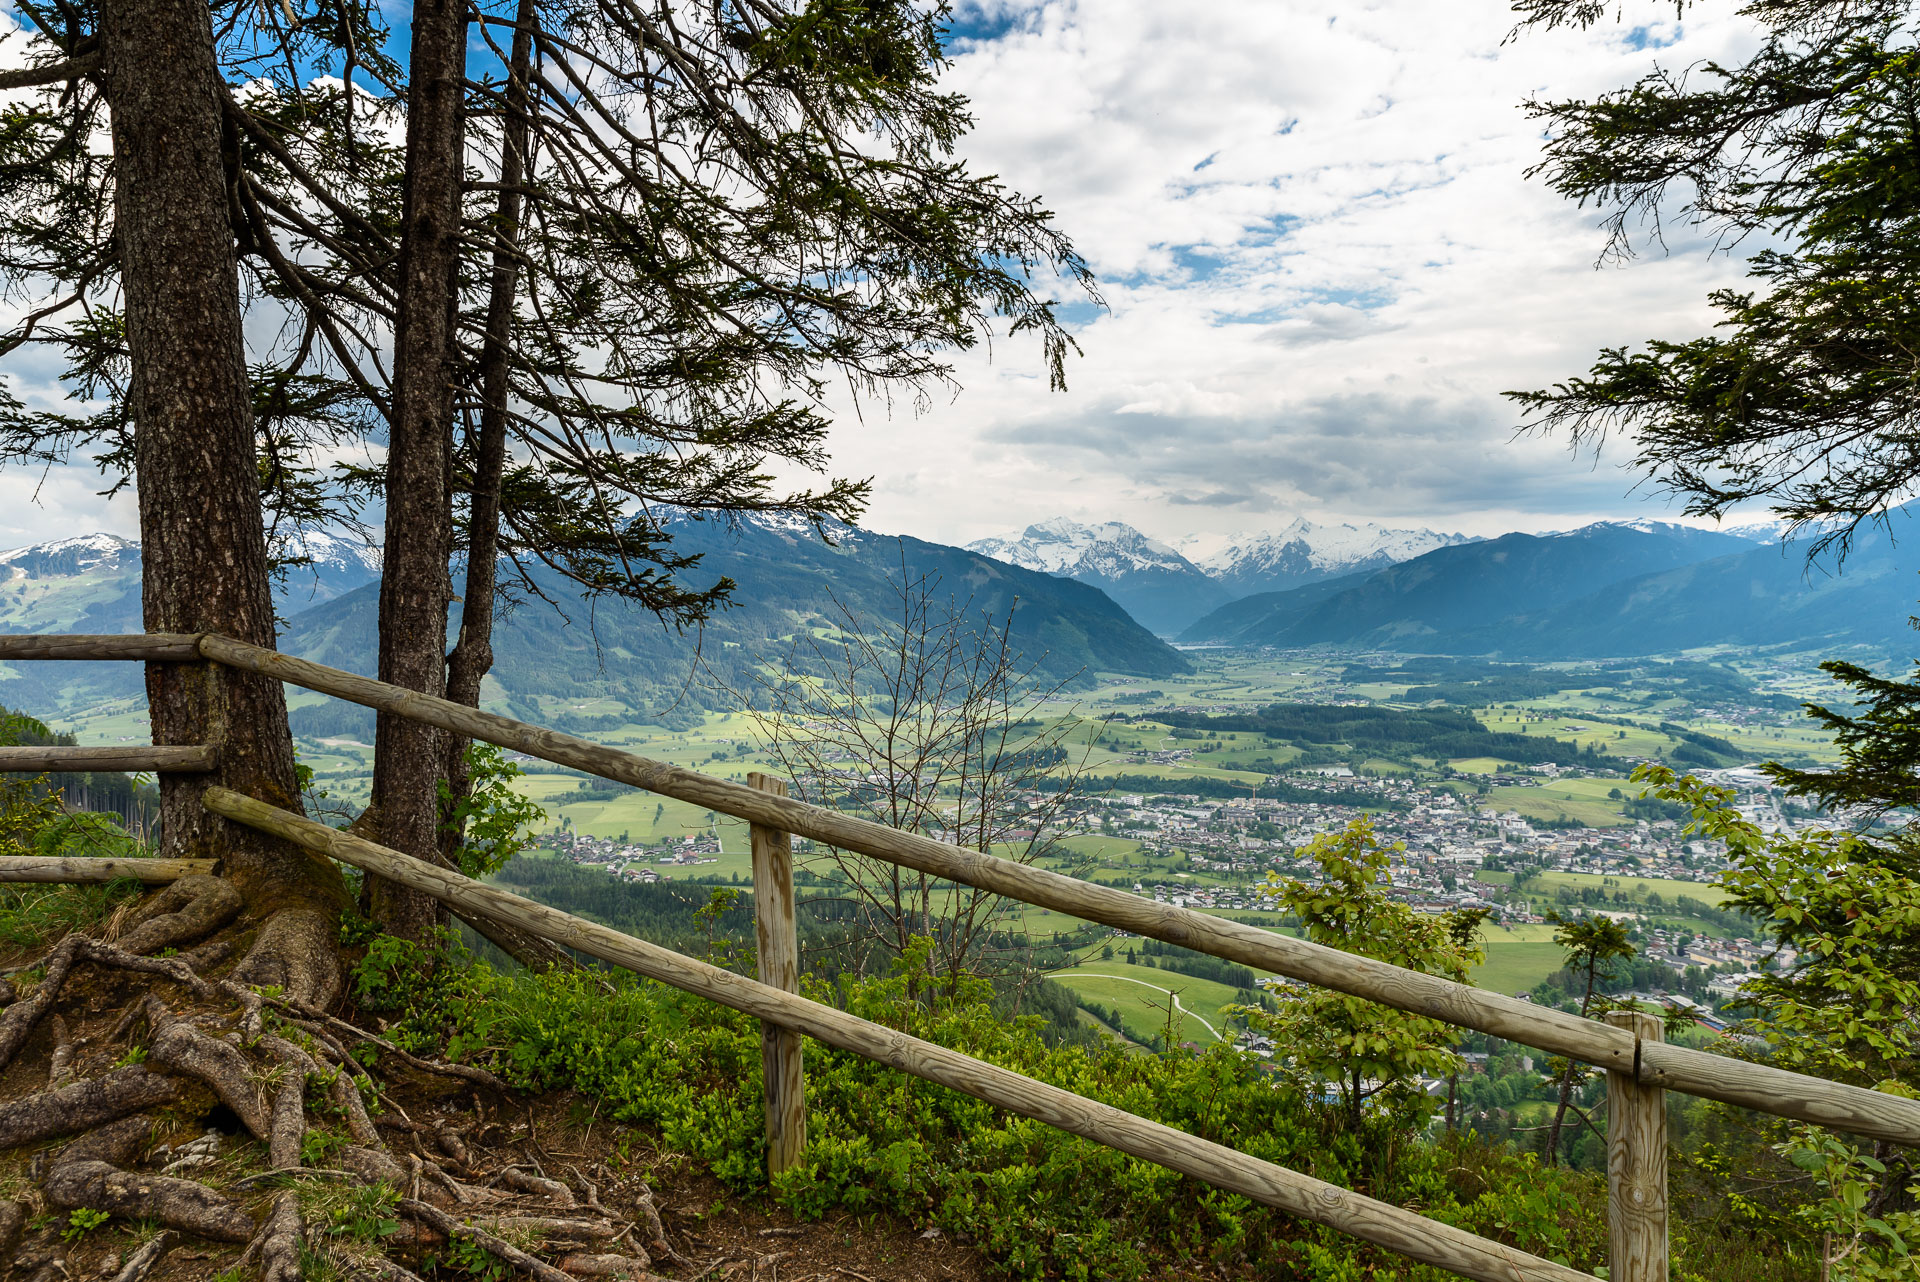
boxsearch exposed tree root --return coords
[555,1253,656,1278]
[45,1116,255,1242]
[0,1197,26,1260]
[629,1181,689,1268]
[46,1012,73,1087]
[340,1143,409,1188]
[116,874,243,954]
[0,1065,182,1148]
[145,997,270,1139]
[106,1228,175,1282]
[0,894,702,1282]
[231,906,343,1008]
[0,933,84,1071]
[501,1167,576,1205]
[256,1190,304,1282]
[398,1198,586,1282]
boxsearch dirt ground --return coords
[0,946,996,1282]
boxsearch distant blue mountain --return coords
[1180,518,1918,659]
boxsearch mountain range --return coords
[1177,518,1917,658]
[0,519,1188,726]
[967,517,1472,634]
[0,508,1912,731]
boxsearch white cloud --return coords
[0,1,1769,552]
[831,0,1769,546]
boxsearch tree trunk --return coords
[441,0,533,842]
[371,0,468,941]
[1545,966,1599,1166]
[101,0,347,925]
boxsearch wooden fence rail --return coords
[0,745,219,773]
[0,855,214,882]
[201,784,1598,1282]
[8,630,1916,1282]
[172,632,1920,1150]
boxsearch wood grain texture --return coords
[1634,1039,1920,1146]
[0,746,218,773]
[1605,1011,1668,1282]
[749,773,805,1175]
[0,856,215,883]
[202,785,1597,1282]
[0,635,202,661]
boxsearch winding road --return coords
[1050,970,1225,1042]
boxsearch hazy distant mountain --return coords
[0,519,1188,725]
[1180,522,1758,648]
[282,516,1190,732]
[1435,519,1920,658]
[966,516,1472,635]
[1178,518,1917,658]
[965,519,1231,635]
[271,530,383,611]
[1181,518,1478,597]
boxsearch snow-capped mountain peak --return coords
[1182,518,1476,591]
[0,532,139,576]
[270,528,383,574]
[968,519,1192,578]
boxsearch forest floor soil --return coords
[0,911,997,1282]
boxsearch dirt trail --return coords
[1050,970,1225,1041]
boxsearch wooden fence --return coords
[3,631,1916,1282]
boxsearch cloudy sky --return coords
[830,0,1763,548]
[0,0,1763,552]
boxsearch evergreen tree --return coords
[1510,0,1920,551]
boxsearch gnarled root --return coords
[555,1253,656,1279]
[145,997,269,1138]
[44,1116,254,1242]
[106,1229,175,1282]
[0,934,83,1072]
[499,1168,574,1205]
[0,1065,182,1148]
[231,906,343,1009]
[397,1199,578,1282]
[0,933,219,1077]
[629,1182,686,1267]
[257,1190,304,1282]
[116,874,242,955]
[0,1198,26,1261]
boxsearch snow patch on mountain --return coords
[1181,518,1475,586]
[0,532,139,574]
[968,519,1198,578]
[271,529,383,574]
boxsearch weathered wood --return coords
[190,638,1630,1059]
[0,634,202,662]
[202,785,1597,1282]
[0,856,215,883]
[749,772,805,1175]
[183,632,1920,1147]
[1605,1011,1668,1282]
[0,638,1873,1149]
[0,745,218,773]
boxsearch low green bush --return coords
[383,946,1598,1280]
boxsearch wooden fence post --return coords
[1604,1009,1667,1282]
[748,772,804,1174]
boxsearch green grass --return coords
[1046,960,1249,1045]
[1479,869,1731,907]
[1470,943,1567,995]
[1485,783,1630,828]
